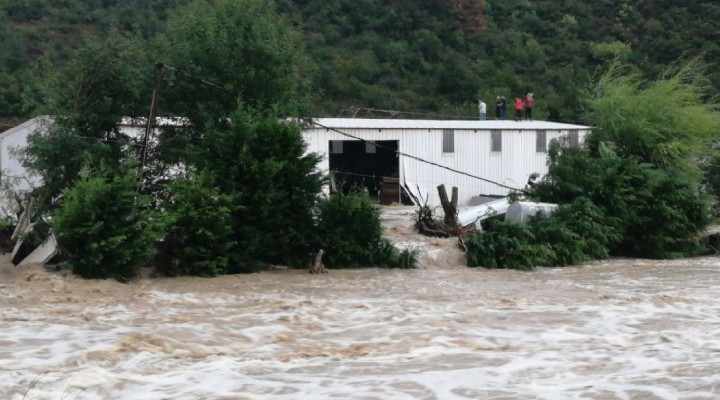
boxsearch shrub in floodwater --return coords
[532,198,620,265]
[0,216,17,254]
[196,109,324,271]
[155,171,238,277]
[371,238,418,269]
[315,191,417,269]
[529,141,713,259]
[466,198,621,270]
[52,168,161,281]
[465,220,553,270]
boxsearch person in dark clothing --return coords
[495,96,502,119]
[500,96,507,119]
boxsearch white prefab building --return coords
[0,117,591,212]
[0,117,50,215]
[303,118,591,206]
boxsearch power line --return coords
[339,106,471,120]
[157,61,590,127]
[337,106,591,126]
[141,62,569,195]
[308,120,528,194]
[142,65,529,194]
[159,62,238,98]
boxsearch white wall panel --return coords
[302,122,591,206]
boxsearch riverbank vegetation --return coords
[466,62,720,270]
[21,0,417,281]
[4,0,719,276]
[1,1,719,121]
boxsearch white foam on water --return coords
[3,256,720,399]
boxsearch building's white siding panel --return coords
[0,118,49,196]
[0,117,590,212]
[303,119,591,206]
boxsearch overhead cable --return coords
[309,120,528,194]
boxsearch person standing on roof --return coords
[514,97,523,121]
[478,99,487,120]
[495,96,502,119]
[524,92,534,120]
[500,96,507,119]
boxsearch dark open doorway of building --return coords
[329,139,410,204]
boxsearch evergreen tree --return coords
[195,109,324,270]
[157,171,238,277]
[52,167,160,281]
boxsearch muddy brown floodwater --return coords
[1,206,720,399]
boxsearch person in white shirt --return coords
[478,99,486,120]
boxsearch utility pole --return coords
[139,62,165,172]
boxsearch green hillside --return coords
[1,0,718,120]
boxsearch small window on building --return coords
[568,130,579,147]
[491,130,502,152]
[536,130,547,153]
[365,141,376,153]
[330,140,343,154]
[442,129,454,153]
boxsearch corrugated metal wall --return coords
[302,127,589,206]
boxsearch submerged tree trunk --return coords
[438,184,458,229]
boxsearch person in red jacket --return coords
[514,97,523,121]
[524,92,534,120]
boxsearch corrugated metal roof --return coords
[0,116,53,140]
[311,118,590,130]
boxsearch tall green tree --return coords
[23,32,153,212]
[161,0,313,125]
[194,108,324,270]
[526,61,718,259]
[585,61,720,172]
[52,167,160,281]
[157,171,239,277]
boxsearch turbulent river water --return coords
[2,207,720,400]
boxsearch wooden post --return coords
[139,62,165,172]
[451,186,458,210]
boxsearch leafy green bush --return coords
[532,198,620,265]
[197,109,324,270]
[52,169,160,281]
[616,168,712,258]
[371,238,418,269]
[530,141,713,259]
[315,191,417,269]
[586,61,719,172]
[465,220,553,271]
[156,171,238,277]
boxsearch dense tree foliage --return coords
[467,63,719,269]
[52,168,160,281]
[586,61,719,172]
[21,0,415,279]
[316,191,417,269]
[161,0,313,124]
[156,171,238,277]
[2,0,719,119]
[193,109,325,271]
[22,32,153,213]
